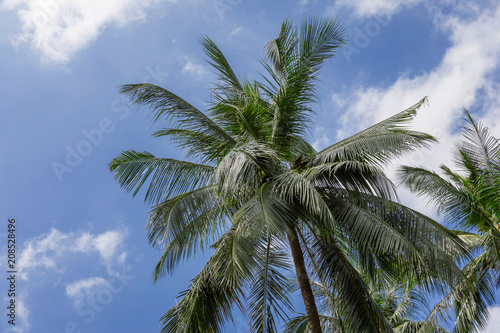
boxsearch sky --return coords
[1,0,500,332]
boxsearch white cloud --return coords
[325,3,500,214]
[1,0,165,63]
[332,0,423,17]
[229,26,242,37]
[331,0,490,20]
[94,230,127,263]
[312,126,332,151]
[16,297,30,332]
[3,294,30,333]
[65,277,110,307]
[182,57,209,79]
[479,307,500,333]
[19,227,128,280]
[334,3,500,162]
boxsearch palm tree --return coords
[285,254,449,333]
[110,18,465,333]
[400,110,500,333]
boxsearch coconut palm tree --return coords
[285,253,449,333]
[110,18,465,333]
[400,110,500,333]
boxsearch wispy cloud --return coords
[311,126,332,151]
[332,0,423,17]
[1,0,167,63]
[19,228,128,280]
[3,295,30,333]
[182,56,209,79]
[229,26,242,37]
[65,277,111,307]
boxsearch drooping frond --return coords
[324,190,466,288]
[304,159,397,200]
[233,183,300,237]
[312,234,394,333]
[214,141,282,203]
[160,225,255,333]
[272,171,338,235]
[248,234,294,333]
[284,260,450,333]
[148,186,227,280]
[110,150,214,204]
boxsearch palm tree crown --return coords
[400,111,500,333]
[111,18,465,333]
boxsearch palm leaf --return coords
[201,36,243,91]
[110,150,214,204]
[311,98,435,167]
[120,83,236,162]
[160,225,254,333]
[148,186,227,280]
[248,234,294,333]
[312,233,394,333]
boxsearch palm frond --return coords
[273,171,338,234]
[459,109,500,172]
[416,253,495,333]
[120,83,236,157]
[299,17,346,77]
[160,225,254,333]
[201,36,243,91]
[284,314,346,333]
[312,233,394,333]
[153,128,233,163]
[248,234,294,333]
[312,98,435,167]
[233,183,301,237]
[324,190,466,287]
[210,82,272,141]
[214,141,282,202]
[399,166,495,232]
[304,159,397,200]
[263,18,346,156]
[148,186,227,280]
[110,150,214,204]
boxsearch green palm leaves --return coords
[110,17,466,333]
[400,110,500,333]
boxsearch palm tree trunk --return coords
[288,227,322,333]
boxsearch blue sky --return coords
[1,0,500,332]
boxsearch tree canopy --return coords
[111,18,468,333]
